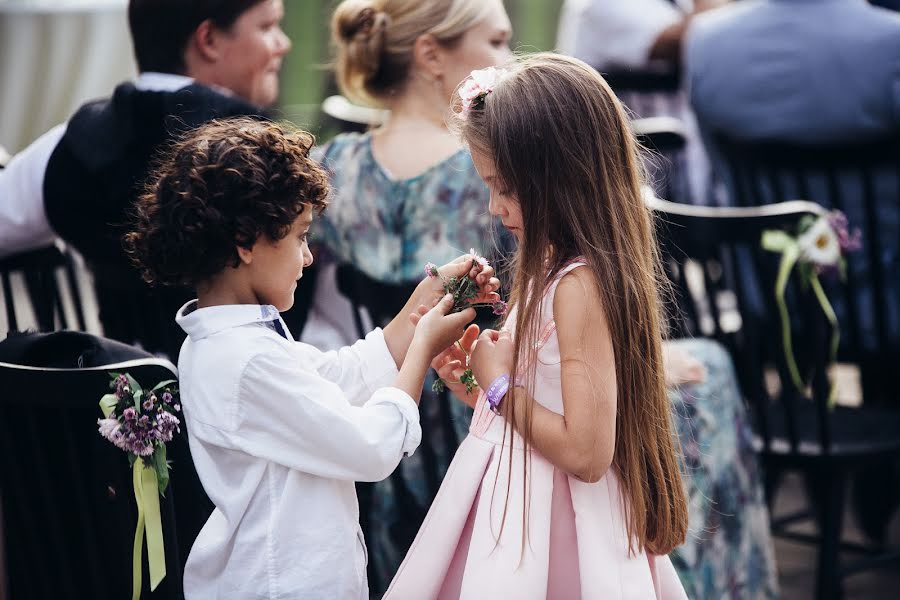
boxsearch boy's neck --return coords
[196,275,260,309]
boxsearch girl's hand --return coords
[431,324,481,407]
[412,294,476,359]
[469,329,514,390]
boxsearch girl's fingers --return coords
[461,324,480,351]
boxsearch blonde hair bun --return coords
[332,1,389,103]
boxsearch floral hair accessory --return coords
[426,250,508,395]
[98,373,181,599]
[458,66,506,120]
[762,210,861,407]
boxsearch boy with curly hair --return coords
[125,117,499,598]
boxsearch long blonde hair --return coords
[454,53,688,555]
[331,0,496,106]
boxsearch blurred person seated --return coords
[556,0,729,205]
[0,0,292,358]
[686,0,900,145]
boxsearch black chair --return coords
[0,245,87,335]
[649,195,900,600]
[713,134,900,407]
[0,354,210,600]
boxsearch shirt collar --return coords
[135,72,195,93]
[176,300,293,341]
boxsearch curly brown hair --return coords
[125,117,329,287]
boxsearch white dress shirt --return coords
[0,72,194,259]
[176,301,421,599]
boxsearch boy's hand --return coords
[412,294,476,359]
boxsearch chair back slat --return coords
[0,246,87,335]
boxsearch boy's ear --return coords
[236,244,254,265]
[412,33,444,80]
[191,19,223,63]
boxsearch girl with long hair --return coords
[385,53,690,598]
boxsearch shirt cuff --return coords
[358,328,400,391]
[367,387,422,457]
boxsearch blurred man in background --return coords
[0,0,291,358]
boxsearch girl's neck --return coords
[369,77,462,180]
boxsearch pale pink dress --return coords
[384,261,689,600]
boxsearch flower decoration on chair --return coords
[425,249,508,395]
[97,373,181,599]
[762,210,861,407]
[458,67,506,120]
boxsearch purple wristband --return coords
[485,374,510,414]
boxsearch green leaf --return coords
[124,373,143,397]
[761,230,796,253]
[152,446,170,496]
[99,394,118,418]
[431,378,446,393]
[128,453,137,468]
[150,380,178,393]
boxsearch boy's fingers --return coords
[444,306,476,328]
[430,293,455,315]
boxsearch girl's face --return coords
[440,1,513,98]
[471,149,523,242]
[246,210,314,311]
[213,0,292,108]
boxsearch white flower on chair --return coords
[797,216,841,267]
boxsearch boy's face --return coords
[212,0,291,108]
[246,209,314,311]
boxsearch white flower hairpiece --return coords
[458,66,506,120]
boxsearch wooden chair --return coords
[0,245,86,335]
[649,195,900,600]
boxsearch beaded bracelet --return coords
[485,374,510,414]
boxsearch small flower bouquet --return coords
[762,210,861,406]
[425,250,508,395]
[98,373,181,598]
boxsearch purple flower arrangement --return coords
[97,373,181,494]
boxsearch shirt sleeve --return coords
[559,0,683,69]
[0,123,66,258]
[224,341,420,482]
[308,327,399,407]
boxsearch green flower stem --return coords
[773,244,805,394]
[809,272,840,407]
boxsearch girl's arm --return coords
[471,269,617,483]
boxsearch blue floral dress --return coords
[306,132,777,599]
[312,132,502,282]
[668,338,779,600]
